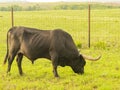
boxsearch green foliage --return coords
[90,3,120,9]
[77,42,82,49]
[13,5,23,11]
[25,4,45,11]
[54,4,88,10]
[0,3,120,11]
[77,43,82,49]
[0,6,11,11]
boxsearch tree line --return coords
[0,4,120,11]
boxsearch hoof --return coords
[19,72,24,76]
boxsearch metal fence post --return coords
[11,7,14,27]
[88,4,91,48]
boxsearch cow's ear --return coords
[79,54,84,59]
[79,54,82,57]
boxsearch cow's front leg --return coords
[16,53,23,75]
[52,63,59,77]
[51,55,59,77]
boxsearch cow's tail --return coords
[3,32,9,65]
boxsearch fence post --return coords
[88,4,91,48]
[11,7,14,27]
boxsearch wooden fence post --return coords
[88,4,91,48]
[11,7,14,27]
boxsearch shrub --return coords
[77,42,82,48]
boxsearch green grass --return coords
[0,9,120,90]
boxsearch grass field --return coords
[0,9,120,90]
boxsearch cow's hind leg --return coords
[16,53,23,75]
[7,53,16,74]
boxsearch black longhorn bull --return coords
[4,26,101,77]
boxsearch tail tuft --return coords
[3,52,8,65]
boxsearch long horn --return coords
[81,54,101,61]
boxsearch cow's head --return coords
[71,54,101,74]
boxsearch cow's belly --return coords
[20,43,50,60]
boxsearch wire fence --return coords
[0,5,120,52]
